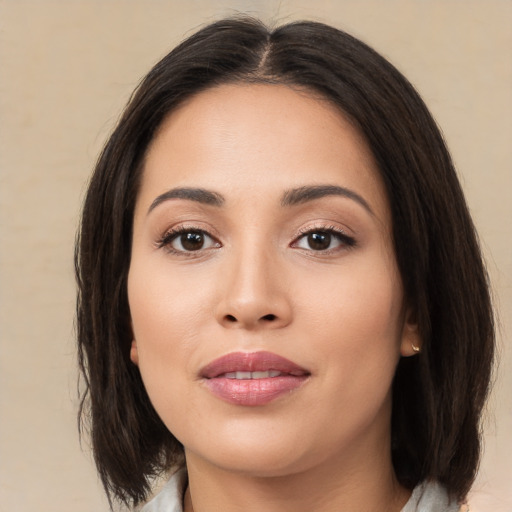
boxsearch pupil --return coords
[181,232,204,251]
[308,232,331,250]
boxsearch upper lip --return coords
[200,351,310,379]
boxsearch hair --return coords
[76,16,495,508]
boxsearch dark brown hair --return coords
[76,16,494,508]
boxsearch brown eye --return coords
[307,232,332,251]
[293,228,356,252]
[160,229,219,253]
[179,231,205,251]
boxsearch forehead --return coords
[138,83,389,221]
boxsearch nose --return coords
[215,249,293,330]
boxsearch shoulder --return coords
[402,481,462,512]
[139,469,187,512]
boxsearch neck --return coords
[183,438,410,512]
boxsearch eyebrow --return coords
[148,187,225,214]
[280,185,374,215]
[147,184,373,216]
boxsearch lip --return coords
[200,351,310,406]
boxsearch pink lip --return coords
[200,351,310,406]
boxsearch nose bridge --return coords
[217,236,291,329]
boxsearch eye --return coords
[158,228,220,253]
[293,228,355,252]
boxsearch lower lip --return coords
[204,376,308,406]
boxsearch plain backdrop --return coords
[0,1,510,511]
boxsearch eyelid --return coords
[153,220,356,256]
[155,223,222,254]
[291,224,357,251]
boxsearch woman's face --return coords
[128,84,419,477]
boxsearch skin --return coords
[128,84,421,512]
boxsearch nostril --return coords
[222,313,278,325]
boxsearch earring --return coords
[411,342,421,353]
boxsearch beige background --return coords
[0,1,510,511]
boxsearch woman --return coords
[76,17,494,512]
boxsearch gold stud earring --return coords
[411,342,421,353]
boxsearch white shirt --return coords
[141,469,461,512]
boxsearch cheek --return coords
[129,256,212,339]
[306,254,404,348]
[302,255,404,406]
[127,272,207,438]
[127,260,212,397]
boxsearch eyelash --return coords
[155,224,356,255]
[292,225,357,253]
[155,225,221,256]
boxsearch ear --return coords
[399,309,422,357]
[130,339,139,366]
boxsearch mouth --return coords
[200,351,310,406]
[222,370,284,379]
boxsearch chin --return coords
[194,448,310,479]
[182,420,332,478]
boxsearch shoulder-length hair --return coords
[76,16,494,508]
